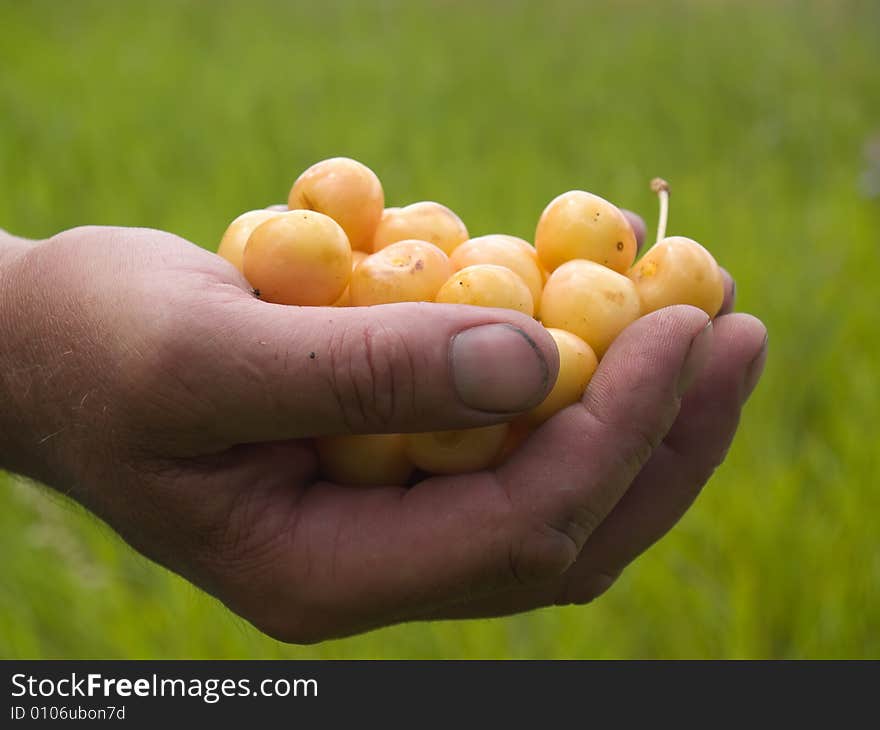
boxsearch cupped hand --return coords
[0,222,766,642]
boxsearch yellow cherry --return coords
[350,239,452,305]
[217,209,282,273]
[540,259,641,357]
[288,157,384,252]
[243,210,351,306]
[535,190,637,274]
[332,250,369,307]
[527,328,598,425]
[435,264,534,316]
[316,433,413,486]
[372,202,468,255]
[404,424,509,475]
[449,234,544,316]
[628,179,724,317]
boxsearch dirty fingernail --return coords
[451,324,551,412]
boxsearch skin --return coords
[623,210,648,254]
[490,415,532,467]
[0,218,766,643]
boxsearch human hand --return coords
[0,222,766,642]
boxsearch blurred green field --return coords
[1,0,878,658]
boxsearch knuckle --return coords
[47,225,103,246]
[626,420,664,472]
[509,517,582,586]
[585,404,664,481]
[327,320,414,431]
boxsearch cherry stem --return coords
[651,177,670,245]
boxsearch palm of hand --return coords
[0,225,766,642]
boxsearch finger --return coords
[719,267,736,315]
[179,297,560,444]
[552,314,768,597]
[621,209,647,253]
[493,305,712,582]
[205,469,531,641]
[427,313,768,619]
[202,306,714,641]
[96,438,318,586]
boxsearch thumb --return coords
[193,299,560,442]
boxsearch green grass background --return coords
[1,0,878,658]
